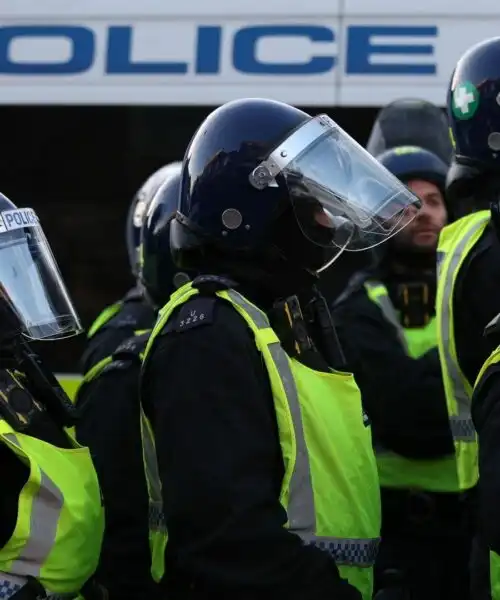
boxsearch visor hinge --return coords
[249,165,275,190]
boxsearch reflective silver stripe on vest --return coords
[3,433,65,578]
[224,289,379,567]
[364,282,409,354]
[437,216,489,442]
[140,411,166,533]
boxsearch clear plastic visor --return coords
[249,114,422,252]
[0,208,82,340]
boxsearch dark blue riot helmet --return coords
[448,37,500,168]
[377,146,448,197]
[171,98,421,291]
[446,37,500,216]
[140,166,192,308]
[367,98,453,165]
[0,193,82,343]
[126,161,182,278]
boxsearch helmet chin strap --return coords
[315,245,346,275]
[314,223,355,275]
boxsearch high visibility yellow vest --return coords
[75,329,155,582]
[140,282,381,600]
[55,373,82,402]
[474,346,500,600]
[76,329,152,397]
[436,209,490,491]
[491,552,500,600]
[404,322,438,360]
[364,281,437,359]
[364,280,458,492]
[0,373,104,595]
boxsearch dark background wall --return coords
[0,105,378,372]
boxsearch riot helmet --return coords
[140,165,192,308]
[126,161,182,278]
[0,193,82,343]
[446,37,500,216]
[171,98,421,287]
[448,37,500,169]
[377,146,448,197]
[367,98,453,165]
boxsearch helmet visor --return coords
[0,208,82,340]
[249,114,422,251]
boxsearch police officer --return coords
[436,38,500,496]
[75,167,185,600]
[434,41,500,600]
[0,192,104,599]
[447,36,500,600]
[332,101,452,469]
[139,97,422,600]
[472,344,500,600]
[369,145,449,357]
[333,143,473,599]
[80,161,182,374]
